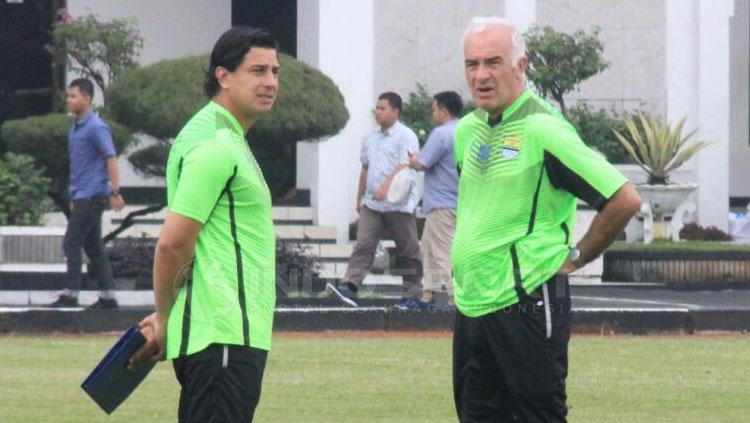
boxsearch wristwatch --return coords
[110,189,121,197]
[567,247,582,266]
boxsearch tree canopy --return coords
[524,25,609,116]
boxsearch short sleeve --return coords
[454,119,471,169]
[417,128,447,169]
[532,114,628,210]
[92,123,116,157]
[406,129,419,155]
[170,143,237,224]
[360,137,369,166]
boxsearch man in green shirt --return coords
[452,17,642,422]
[128,27,280,422]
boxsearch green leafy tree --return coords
[0,153,53,225]
[401,83,435,145]
[1,113,134,215]
[524,25,609,116]
[566,102,633,164]
[106,53,349,198]
[47,9,143,105]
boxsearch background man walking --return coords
[48,78,125,309]
[328,92,422,308]
[407,91,463,310]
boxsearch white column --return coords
[504,0,536,32]
[296,0,321,211]
[696,0,733,230]
[296,0,375,242]
[665,0,699,131]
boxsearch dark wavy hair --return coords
[204,27,278,98]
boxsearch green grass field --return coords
[1,333,748,422]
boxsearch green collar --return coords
[208,101,245,137]
[473,90,532,127]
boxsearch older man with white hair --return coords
[451,17,642,422]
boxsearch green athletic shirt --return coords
[452,90,627,317]
[165,101,275,359]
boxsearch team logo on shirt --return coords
[476,144,493,173]
[500,137,522,159]
[477,144,492,162]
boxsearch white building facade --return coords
[72,0,749,241]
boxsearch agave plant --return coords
[613,112,711,184]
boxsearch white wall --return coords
[373,0,505,101]
[297,0,375,242]
[67,0,230,67]
[536,0,667,116]
[66,0,231,188]
[729,0,750,198]
[694,0,732,230]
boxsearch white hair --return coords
[463,16,526,66]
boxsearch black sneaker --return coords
[87,297,119,310]
[325,281,358,307]
[46,295,79,308]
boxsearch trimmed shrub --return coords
[107,237,155,278]
[106,53,349,198]
[106,237,326,295]
[0,153,52,225]
[127,143,170,180]
[106,52,349,147]
[275,242,326,297]
[679,223,733,242]
[566,103,633,164]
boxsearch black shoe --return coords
[46,295,79,308]
[325,281,358,307]
[87,297,119,310]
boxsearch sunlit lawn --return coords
[1,333,748,422]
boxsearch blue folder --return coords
[81,325,157,414]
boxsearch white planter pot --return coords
[636,183,698,242]
[636,183,698,218]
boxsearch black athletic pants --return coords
[173,344,268,423]
[453,275,571,422]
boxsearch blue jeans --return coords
[63,196,115,292]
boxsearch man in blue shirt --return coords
[327,92,422,307]
[407,91,462,309]
[48,78,125,309]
